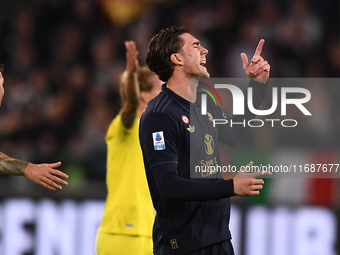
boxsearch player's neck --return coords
[167,72,193,102]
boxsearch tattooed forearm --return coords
[125,71,140,108]
[0,152,28,175]
[121,71,140,128]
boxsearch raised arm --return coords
[218,40,270,146]
[240,39,270,84]
[120,41,141,128]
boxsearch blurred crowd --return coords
[0,0,339,182]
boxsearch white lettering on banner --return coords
[0,203,2,253]
[294,208,336,255]
[3,199,35,255]
[229,206,241,255]
[272,207,290,255]
[78,201,105,255]
[245,206,337,255]
[36,200,78,255]
[0,200,336,255]
[245,206,268,255]
[0,199,105,255]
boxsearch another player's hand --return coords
[240,39,270,84]
[24,162,68,191]
[125,40,139,75]
[233,161,271,196]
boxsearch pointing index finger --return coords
[249,170,272,178]
[254,39,265,57]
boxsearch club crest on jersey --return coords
[182,115,189,124]
[153,131,166,150]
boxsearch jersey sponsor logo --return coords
[153,131,166,150]
[204,134,215,155]
[182,115,189,124]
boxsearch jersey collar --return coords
[162,84,190,112]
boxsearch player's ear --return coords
[171,53,183,66]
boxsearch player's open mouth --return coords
[200,61,206,66]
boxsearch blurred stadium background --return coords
[0,0,339,254]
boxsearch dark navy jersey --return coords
[139,81,267,255]
[190,80,267,180]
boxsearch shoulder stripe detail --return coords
[160,98,172,113]
[154,93,173,113]
[153,92,166,112]
[154,93,168,112]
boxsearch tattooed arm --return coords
[0,65,68,191]
[0,152,29,175]
[0,152,68,191]
[120,41,141,129]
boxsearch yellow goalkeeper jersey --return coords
[98,111,154,237]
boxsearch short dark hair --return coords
[146,26,191,82]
